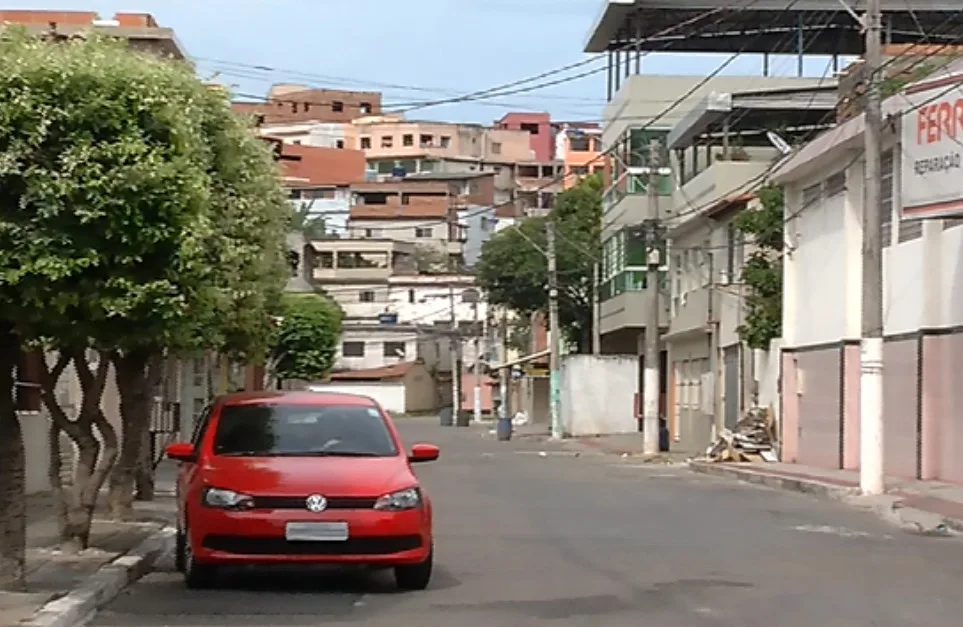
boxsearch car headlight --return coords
[202,487,254,510]
[373,487,422,511]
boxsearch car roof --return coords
[218,390,380,408]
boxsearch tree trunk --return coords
[39,350,117,552]
[0,327,26,591]
[108,350,161,520]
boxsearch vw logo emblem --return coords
[305,494,327,513]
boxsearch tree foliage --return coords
[476,175,602,351]
[272,294,343,381]
[734,183,784,350]
[0,29,291,546]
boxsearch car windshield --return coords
[212,402,398,457]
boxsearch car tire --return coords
[394,544,433,591]
[174,528,186,573]
[182,523,217,589]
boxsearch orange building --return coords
[555,123,607,189]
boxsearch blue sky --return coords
[16,0,837,124]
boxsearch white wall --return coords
[337,282,487,326]
[307,382,406,413]
[784,141,961,347]
[337,329,422,371]
[559,354,638,437]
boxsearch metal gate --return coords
[723,346,740,429]
[149,399,181,468]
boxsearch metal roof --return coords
[666,84,839,149]
[584,0,963,55]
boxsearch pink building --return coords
[494,112,555,162]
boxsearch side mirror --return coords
[165,442,197,463]
[408,443,440,463]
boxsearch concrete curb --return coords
[688,461,860,500]
[22,525,176,627]
[688,461,963,535]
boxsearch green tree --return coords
[476,175,602,351]
[0,29,291,562]
[271,294,343,382]
[734,183,784,349]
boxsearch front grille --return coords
[251,496,378,510]
[202,534,422,556]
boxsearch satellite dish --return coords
[766,131,792,155]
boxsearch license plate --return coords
[285,521,349,542]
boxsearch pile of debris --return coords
[704,406,778,463]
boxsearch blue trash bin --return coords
[496,416,513,441]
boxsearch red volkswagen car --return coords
[165,391,439,590]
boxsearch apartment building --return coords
[555,123,607,189]
[346,177,476,267]
[585,0,850,452]
[0,10,187,59]
[771,60,963,482]
[662,84,837,450]
[233,84,382,126]
[277,142,367,234]
[494,112,555,162]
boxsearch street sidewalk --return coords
[690,460,963,534]
[1,470,176,627]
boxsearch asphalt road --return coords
[92,419,963,626]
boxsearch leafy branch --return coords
[734,183,784,350]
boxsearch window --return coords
[415,227,433,238]
[317,251,334,268]
[360,137,371,150]
[211,403,398,457]
[360,102,372,114]
[440,136,451,148]
[292,139,302,145]
[592,138,602,152]
[336,251,388,268]
[881,150,893,247]
[383,341,406,358]
[332,101,344,113]
[335,139,345,149]
[403,134,414,147]
[359,290,376,302]
[520,122,539,135]
[569,135,591,152]
[342,341,365,357]
[592,165,604,175]
[408,289,416,303]
[570,166,589,176]
[363,228,382,238]
[599,225,666,301]
[420,134,434,147]
[825,171,846,197]
[491,142,502,155]
[191,404,213,447]
[381,135,393,148]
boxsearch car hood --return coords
[200,455,416,497]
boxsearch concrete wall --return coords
[559,354,638,437]
[309,381,407,413]
[780,132,963,479]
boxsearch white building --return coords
[772,60,963,483]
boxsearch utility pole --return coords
[547,220,562,440]
[860,0,885,495]
[448,284,460,427]
[643,138,663,455]
[592,262,601,354]
[499,311,510,420]
[472,300,482,424]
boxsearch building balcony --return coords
[670,160,771,226]
[599,286,670,337]
[666,285,717,341]
[310,238,417,282]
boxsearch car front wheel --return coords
[394,545,433,591]
[182,522,217,589]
